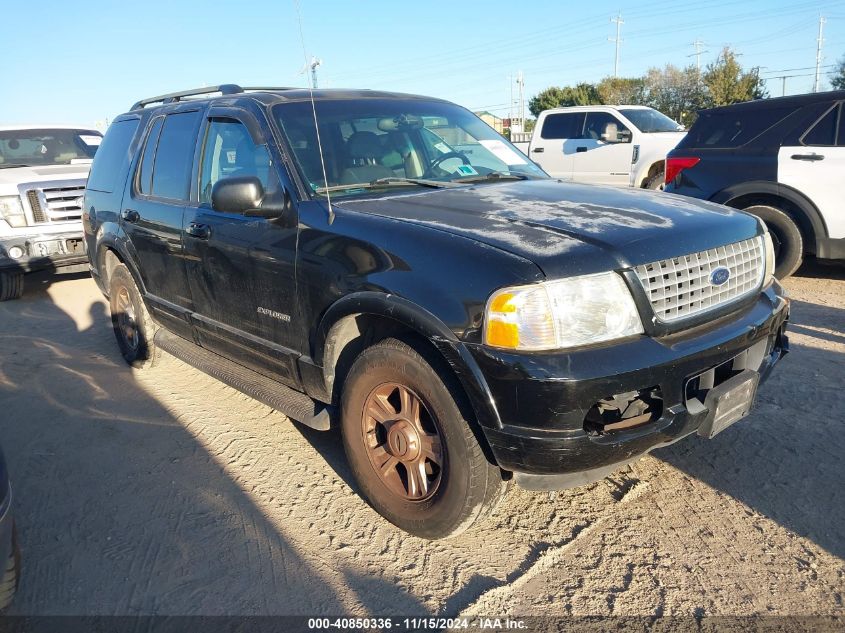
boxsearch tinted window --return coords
[684,106,794,148]
[151,111,201,200]
[87,120,139,193]
[199,119,272,205]
[540,113,585,140]
[583,112,630,141]
[618,108,683,133]
[137,117,163,195]
[803,105,838,146]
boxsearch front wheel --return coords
[340,338,505,539]
[0,271,24,302]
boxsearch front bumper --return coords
[469,283,789,488]
[0,230,87,273]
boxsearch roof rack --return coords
[130,85,297,110]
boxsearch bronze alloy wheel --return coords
[361,382,444,501]
[115,286,140,352]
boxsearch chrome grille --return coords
[634,236,765,323]
[23,184,85,224]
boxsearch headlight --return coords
[484,272,644,351]
[0,196,26,228]
[762,230,775,283]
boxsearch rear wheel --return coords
[0,271,24,302]
[645,171,665,190]
[109,264,159,369]
[340,338,505,539]
[743,204,803,279]
[0,526,20,611]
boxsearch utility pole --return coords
[516,71,525,133]
[688,39,708,73]
[814,15,826,92]
[609,13,623,77]
[307,56,322,89]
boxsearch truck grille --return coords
[24,184,85,224]
[634,236,765,323]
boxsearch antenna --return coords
[293,0,334,223]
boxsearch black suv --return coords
[666,90,845,278]
[84,85,789,538]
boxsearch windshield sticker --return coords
[479,139,527,165]
[454,164,478,176]
[79,135,102,146]
[434,142,451,154]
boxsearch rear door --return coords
[529,112,583,179]
[121,109,202,337]
[778,102,845,239]
[570,111,634,186]
[182,108,301,388]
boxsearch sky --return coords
[3,0,845,129]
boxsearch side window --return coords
[802,105,838,146]
[86,119,139,193]
[150,111,201,201]
[199,119,272,205]
[540,113,584,140]
[583,112,630,141]
[137,117,163,195]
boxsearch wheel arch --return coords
[711,181,828,255]
[638,159,665,187]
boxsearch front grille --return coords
[634,236,765,323]
[25,185,85,224]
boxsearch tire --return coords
[0,271,24,302]
[109,264,159,369]
[0,526,20,612]
[645,171,665,190]
[340,338,505,539]
[742,204,803,279]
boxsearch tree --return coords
[596,76,646,105]
[643,64,706,126]
[832,56,845,90]
[528,83,602,116]
[703,47,767,107]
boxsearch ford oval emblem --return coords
[710,266,731,286]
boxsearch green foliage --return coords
[702,47,767,107]
[528,46,769,125]
[528,83,602,116]
[832,56,845,90]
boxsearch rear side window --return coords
[683,106,794,148]
[540,113,584,140]
[149,111,201,201]
[137,117,164,195]
[802,104,839,146]
[87,119,139,193]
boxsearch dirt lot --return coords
[0,262,843,618]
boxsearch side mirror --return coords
[211,176,287,220]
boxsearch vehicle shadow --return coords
[655,299,845,560]
[794,256,845,281]
[0,275,428,616]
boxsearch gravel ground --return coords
[0,262,842,618]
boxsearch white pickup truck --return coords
[0,126,101,300]
[525,105,686,189]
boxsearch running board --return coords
[154,329,332,431]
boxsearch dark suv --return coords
[84,85,789,538]
[666,90,845,278]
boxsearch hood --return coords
[0,163,92,193]
[335,180,760,278]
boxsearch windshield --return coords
[618,108,683,133]
[0,128,102,167]
[273,99,546,197]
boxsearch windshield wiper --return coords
[316,177,456,194]
[452,171,531,184]
[0,163,31,169]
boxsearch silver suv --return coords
[0,126,102,300]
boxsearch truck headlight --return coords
[484,272,644,351]
[0,196,26,228]
[762,231,775,284]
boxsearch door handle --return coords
[532,147,544,153]
[791,153,824,161]
[121,208,140,223]
[185,223,211,240]
[576,146,588,153]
